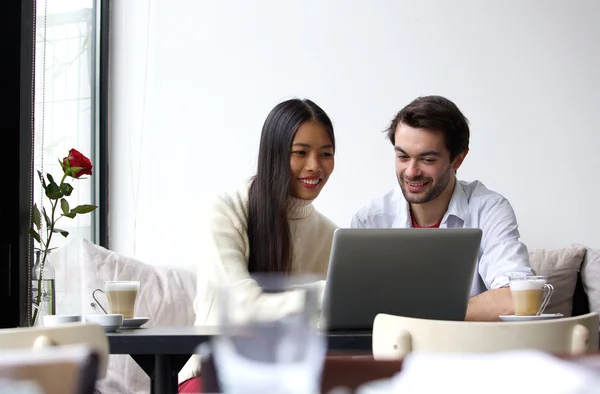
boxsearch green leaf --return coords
[60,183,73,196]
[42,207,52,228]
[29,228,41,244]
[46,191,63,199]
[60,198,69,215]
[63,212,77,219]
[52,228,69,237]
[37,170,47,190]
[69,204,97,214]
[47,173,55,184]
[32,203,41,230]
[45,182,63,200]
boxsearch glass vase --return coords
[31,249,56,325]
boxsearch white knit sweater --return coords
[179,184,337,382]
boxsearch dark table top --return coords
[107,326,372,355]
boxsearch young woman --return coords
[178,98,338,392]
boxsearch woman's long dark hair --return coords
[247,98,335,273]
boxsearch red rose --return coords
[62,148,93,178]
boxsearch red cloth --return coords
[411,214,441,228]
[178,377,203,393]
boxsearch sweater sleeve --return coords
[180,190,250,384]
[199,192,251,286]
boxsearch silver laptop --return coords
[321,228,482,331]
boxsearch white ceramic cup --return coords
[43,315,82,327]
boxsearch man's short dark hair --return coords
[386,95,470,160]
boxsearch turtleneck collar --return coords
[288,197,314,219]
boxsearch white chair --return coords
[372,312,599,360]
[0,323,109,379]
[0,344,99,394]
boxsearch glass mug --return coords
[509,276,554,316]
[212,275,326,394]
[92,281,140,318]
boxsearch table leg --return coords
[152,354,179,394]
[130,354,192,394]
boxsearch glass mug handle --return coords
[92,289,109,314]
[537,284,554,316]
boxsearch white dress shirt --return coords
[351,180,533,297]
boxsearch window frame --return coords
[94,0,110,248]
[0,0,35,328]
[0,0,110,328]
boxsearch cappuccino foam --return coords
[509,279,545,291]
[105,282,139,292]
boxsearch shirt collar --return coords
[392,179,470,228]
[444,180,469,225]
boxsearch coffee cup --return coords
[92,281,140,318]
[509,276,554,316]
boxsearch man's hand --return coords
[465,287,513,321]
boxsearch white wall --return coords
[109,0,600,267]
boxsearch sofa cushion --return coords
[580,246,600,317]
[79,238,197,394]
[528,245,586,317]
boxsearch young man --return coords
[351,95,533,321]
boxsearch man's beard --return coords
[399,167,452,204]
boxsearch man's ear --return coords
[452,150,469,172]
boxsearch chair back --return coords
[0,344,99,394]
[372,312,600,360]
[0,323,109,378]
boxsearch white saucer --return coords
[121,317,150,329]
[102,325,121,333]
[499,313,564,322]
